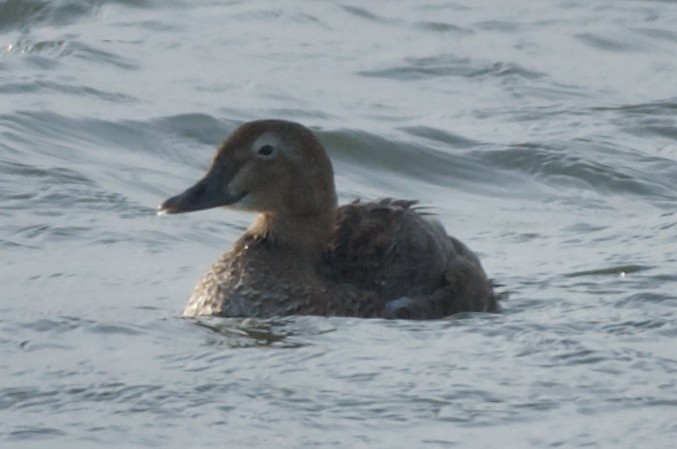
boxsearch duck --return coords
[159,119,498,319]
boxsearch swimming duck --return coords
[159,120,497,319]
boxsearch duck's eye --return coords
[257,144,275,158]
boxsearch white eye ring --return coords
[256,144,276,159]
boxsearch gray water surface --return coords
[1,1,676,448]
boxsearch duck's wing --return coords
[326,199,497,318]
[326,199,444,296]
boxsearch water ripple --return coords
[359,56,543,81]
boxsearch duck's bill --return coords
[158,177,247,215]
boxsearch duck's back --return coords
[326,199,497,318]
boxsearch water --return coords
[1,0,676,447]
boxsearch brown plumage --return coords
[159,120,497,319]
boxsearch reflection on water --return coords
[192,317,338,349]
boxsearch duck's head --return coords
[159,120,337,221]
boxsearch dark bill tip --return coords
[157,180,207,215]
[157,178,248,216]
[157,199,184,215]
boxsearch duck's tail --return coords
[384,258,499,319]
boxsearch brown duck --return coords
[159,120,497,319]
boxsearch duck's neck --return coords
[246,208,337,260]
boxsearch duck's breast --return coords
[185,235,329,317]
